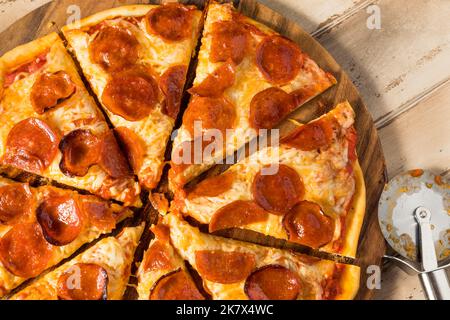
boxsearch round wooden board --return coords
[0,0,387,300]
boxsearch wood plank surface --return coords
[257,0,370,35]
[0,0,51,33]
[379,81,450,179]
[316,0,450,124]
[2,0,449,300]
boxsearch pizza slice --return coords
[136,223,205,300]
[62,4,202,190]
[0,33,140,206]
[10,224,143,300]
[0,176,134,297]
[173,102,366,258]
[169,2,336,189]
[140,214,359,300]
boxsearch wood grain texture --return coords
[0,0,387,300]
[0,0,51,33]
[378,81,450,178]
[317,0,450,124]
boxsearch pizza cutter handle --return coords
[423,269,450,300]
[415,207,450,300]
[419,273,437,300]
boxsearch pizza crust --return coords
[334,264,361,300]
[0,33,59,75]
[339,161,366,258]
[62,5,159,31]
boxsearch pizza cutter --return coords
[378,170,450,300]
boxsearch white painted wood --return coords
[374,265,424,300]
[317,0,450,122]
[0,0,50,33]
[378,80,450,179]
[257,0,367,34]
[375,81,450,301]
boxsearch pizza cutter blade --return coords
[378,170,450,300]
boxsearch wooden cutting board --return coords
[0,0,387,300]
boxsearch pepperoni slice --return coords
[114,127,145,173]
[210,21,249,64]
[0,222,53,278]
[150,269,204,300]
[281,117,336,151]
[160,65,187,119]
[3,118,59,174]
[252,164,304,215]
[143,240,173,272]
[0,184,33,224]
[209,200,269,233]
[89,25,139,72]
[59,129,101,177]
[30,71,76,114]
[290,85,318,107]
[82,201,115,230]
[36,195,83,246]
[102,67,159,121]
[244,265,301,300]
[283,201,335,248]
[256,35,303,85]
[249,87,294,129]
[189,62,236,97]
[151,224,171,242]
[195,250,256,284]
[99,130,132,179]
[57,263,108,300]
[183,96,236,136]
[188,171,235,199]
[146,3,193,42]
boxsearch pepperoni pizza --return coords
[137,214,360,300]
[173,102,365,258]
[0,176,134,297]
[0,2,367,300]
[62,4,202,190]
[0,33,140,206]
[10,224,143,300]
[169,2,337,189]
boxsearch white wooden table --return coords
[1,0,449,300]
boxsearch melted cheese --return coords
[10,225,143,300]
[62,6,202,189]
[181,103,356,254]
